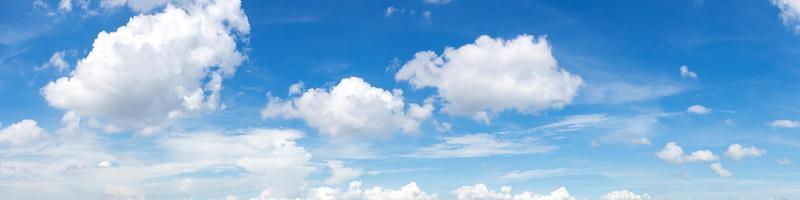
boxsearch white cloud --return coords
[41,0,249,134]
[724,144,766,161]
[58,0,72,12]
[289,81,305,95]
[396,35,583,124]
[306,181,436,200]
[709,163,732,178]
[535,114,610,133]
[687,105,711,114]
[97,160,113,168]
[601,190,651,200]
[423,0,453,5]
[100,0,171,12]
[454,184,574,200]
[679,65,698,79]
[772,0,800,32]
[42,51,70,72]
[325,160,363,185]
[777,158,792,165]
[262,77,433,139]
[407,133,556,158]
[385,6,398,17]
[433,120,452,132]
[0,119,46,146]
[656,142,718,164]
[501,168,568,181]
[770,119,799,128]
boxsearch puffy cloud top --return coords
[656,142,718,164]
[306,181,436,200]
[725,144,766,160]
[41,0,250,134]
[601,190,651,200]
[455,184,574,200]
[262,77,433,139]
[0,119,46,146]
[396,35,583,124]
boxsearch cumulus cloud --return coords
[772,0,800,32]
[601,190,652,200]
[455,184,574,200]
[325,160,363,185]
[709,163,732,178]
[687,105,711,114]
[656,142,718,164]
[724,144,766,161]
[41,0,249,134]
[262,77,433,139]
[0,119,46,146]
[770,119,799,128]
[679,65,698,79]
[396,35,583,124]
[407,133,555,158]
[306,181,436,200]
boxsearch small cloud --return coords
[687,105,711,114]
[724,144,766,161]
[501,168,568,181]
[288,81,304,95]
[422,10,432,22]
[423,0,453,5]
[679,65,698,79]
[96,160,113,168]
[385,6,398,17]
[770,119,799,128]
[656,142,718,164]
[324,160,363,185]
[709,163,732,178]
[777,158,792,165]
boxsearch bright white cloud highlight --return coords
[455,184,574,200]
[41,0,249,134]
[710,163,732,178]
[770,119,799,128]
[687,105,711,114]
[262,77,433,139]
[772,0,800,32]
[724,144,766,161]
[0,119,46,146]
[396,35,583,124]
[407,133,555,158]
[306,181,436,200]
[325,160,363,185]
[679,65,697,79]
[601,190,652,200]
[656,142,718,164]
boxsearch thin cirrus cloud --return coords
[406,133,556,158]
[395,35,583,124]
[40,0,250,135]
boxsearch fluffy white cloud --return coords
[679,65,697,79]
[770,119,799,128]
[772,0,800,32]
[306,181,436,200]
[656,142,718,164]
[0,119,46,146]
[601,190,651,200]
[325,160,363,185]
[407,133,556,158]
[396,35,583,124]
[687,105,711,114]
[709,163,732,178]
[262,77,433,139]
[724,144,766,161]
[41,0,249,134]
[455,184,574,200]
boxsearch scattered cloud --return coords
[325,160,363,185]
[679,65,698,79]
[262,77,433,139]
[306,181,436,200]
[407,133,556,158]
[455,184,574,200]
[289,81,305,95]
[0,119,47,146]
[423,0,453,5]
[501,168,569,181]
[534,113,610,133]
[777,158,792,165]
[656,142,718,164]
[772,0,800,32]
[770,119,799,128]
[687,105,711,114]
[385,6,398,17]
[578,82,683,104]
[396,35,583,124]
[41,0,250,135]
[710,163,733,178]
[724,144,766,160]
[602,190,652,200]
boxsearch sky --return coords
[1,0,800,199]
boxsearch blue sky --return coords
[2,0,800,199]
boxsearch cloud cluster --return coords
[396,35,583,124]
[262,77,433,139]
[655,142,718,164]
[0,119,46,146]
[601,190,652,200]
[306,181,436,200]
[41,0,250,134]
[455,184,574,200]
[407,133,556,158]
